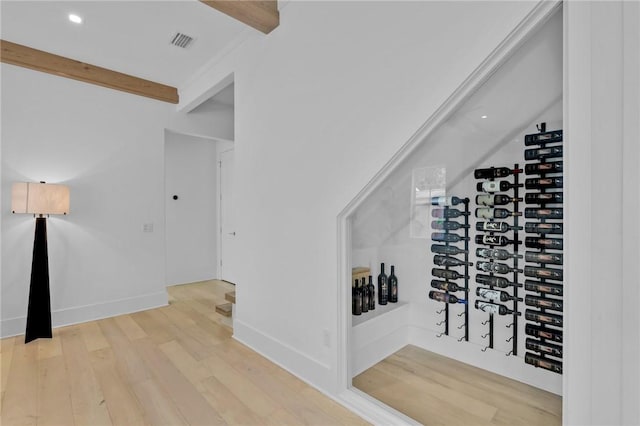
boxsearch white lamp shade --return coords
[12,182,70,215]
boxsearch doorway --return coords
[219,148,238,284]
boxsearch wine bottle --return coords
[431,244,468,255]
[431,208,468,219]
[367,275,376,310]
[429,196,466,206]
[431,220,469,231]
[524,129,563,145]
[474,167,521,179]
[525,323,563,343]
[353,280,362,315]
[378,263,388,305]
[431,232,468,243]
[429,291,467,304]
[476,194,522,206]
[525,295,563,312]
[525,222,563,234]
[476,221,523,233]
[361,277,369,313]
[475,235,519,247]
[525,237,563,250]
[525,309,563,327]
[476,274,520,288]
[474,300,516,316]
[525,192,563,205]
[525,251,563,265]
[525,279,563,296]
[526,338,563,358]
[524,266,563,281]
[476,247,522,260]
[476,180,519,193]
[525,161,563,175]
[475,208,522,219]
[431,280,467,293]
[525,146,563,160]
[525,352,562,374]
[476,261,522,275]
[475,287,515,302]
[525,177,563,190]
[433,255,473,267]
[389,265,398,303]
[432,268,468,280]
[525,208,563,219]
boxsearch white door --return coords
[219,149,238,284]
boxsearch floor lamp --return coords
[11,182,70,343]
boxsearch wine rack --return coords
[473,166,523,355]
[428,197,470,341]
[523,124,564,375]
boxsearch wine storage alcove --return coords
[347,6,563,423]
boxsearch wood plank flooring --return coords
[353,345,562,426]
[0,280,368,426]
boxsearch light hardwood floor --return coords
[353,345,562,426]
[0,280,368,426]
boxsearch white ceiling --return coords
[0,1,254,89]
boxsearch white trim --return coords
[233,319,332,391]
[0,290,168,339]
[335,0,562,420]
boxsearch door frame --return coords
[217,146,235,282]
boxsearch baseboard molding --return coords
[233,319,333,392]
[351,325,410,377]
[0,290,168,339]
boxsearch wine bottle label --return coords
[525,309,563,326]
[525,251,563,265]
[432,208,467,219]
[474,167,516,179]
[525,352,562,374]
[526,338,563,358]
[474,300,511,315]
[431,232,466,243]
[525,323,563,343]
[525,279,563,296]
[524,130,563,145]
[476,287,507,302]
[475,274,516,288]
[524,266,563,281]
[476,221,507,232]
[524,208,563,219]
[525,295,563,311]
[476,194,494,206]
[432,220,467,231]
[524,146,563,160]
[525,222,563,234]
[525,237,563,250]
[475,234,516,247]
[525,161,563,175]
[525,177,563,189]
[430,279,465,293]
[431,244,468,255]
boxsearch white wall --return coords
[0,63,219,337]
[180,0,543,393]
[165,131,219,286]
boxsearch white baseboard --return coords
[233,319,333,392]
[0,290,168,339]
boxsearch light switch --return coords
[143,223,154,233]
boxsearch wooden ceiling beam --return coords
[0,39,179,104]
[199,0,279,34]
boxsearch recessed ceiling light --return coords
[481,115,488,119]
[68,14,82,24]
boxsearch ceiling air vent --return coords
[170,32,194,49]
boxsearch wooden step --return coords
[215,302,232,317]
[225,291,236,304]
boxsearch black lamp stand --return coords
[25,216,52,343]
